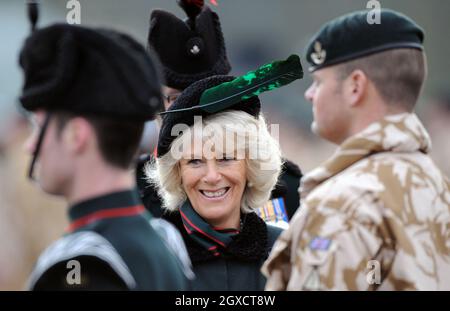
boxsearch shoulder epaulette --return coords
[28,231,136,290]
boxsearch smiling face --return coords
[179,153,247,229]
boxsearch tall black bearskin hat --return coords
[19,24,164,121]
[148,0,231,90]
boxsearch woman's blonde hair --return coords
[145,110,282,213]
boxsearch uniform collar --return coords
[68,189,144,232]
[301,113,431,197]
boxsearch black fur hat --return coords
[148,1,231,90]
[157,75,260,157]
[19,24,164,121]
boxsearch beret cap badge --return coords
[311,41,326,65]
[148,1,231,89]
[191,45,200,55]
[186,37,204,57]
[305,10,424,72]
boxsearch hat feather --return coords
[161,54,303,115]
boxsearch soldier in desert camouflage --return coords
[262,9,450,290]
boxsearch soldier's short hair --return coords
[54,112,143,169]
[335,48,427,111]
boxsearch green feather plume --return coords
[160,54,303,115]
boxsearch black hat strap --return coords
[28,112,51,181]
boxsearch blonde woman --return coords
[147,75,288,291]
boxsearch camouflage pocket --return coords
[297,237,338,291]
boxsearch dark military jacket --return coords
[28,190,189,290]
[164,211,282,291]
[277,159,302,219]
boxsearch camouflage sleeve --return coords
[262,227,292,291]
[262,207,308,291]
[281,191,390,290]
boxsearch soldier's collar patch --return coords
[309,236,332,251]
[311,41,326,65]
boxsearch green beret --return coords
[19,24,164,121]
[305,9,424,72]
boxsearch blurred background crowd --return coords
[1,0,449,290]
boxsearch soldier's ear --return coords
[63,117,92,154]
[344,69,368,108]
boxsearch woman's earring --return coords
[247,182,253,188]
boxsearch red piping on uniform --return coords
[183,223,192,234]
[179,209,226,247]
[67,205,145,232]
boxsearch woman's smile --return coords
[179,157,246,229]
[199,186,230,200]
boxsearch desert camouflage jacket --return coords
[262,113,450,290]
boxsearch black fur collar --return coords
[163,211,269,263]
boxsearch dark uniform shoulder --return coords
[31,255,129,291]
[29,231,136,290]
[282,158,302,178]
[271,158,303,219]
[135,153,152,192]
[149,218,195,280]
[98,214,191,290]
[266,224,283,251]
